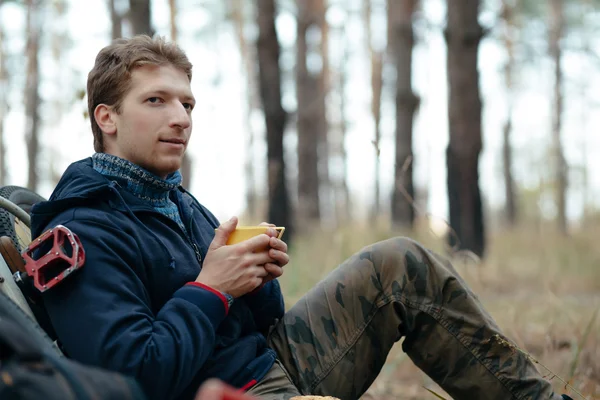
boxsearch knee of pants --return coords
[368,236,425,269]
[368,236,451,299]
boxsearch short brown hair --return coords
[87,35,193,152]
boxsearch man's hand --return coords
[196,217,276,298]
[257,222,289,283]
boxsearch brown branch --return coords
[380,144,481,264]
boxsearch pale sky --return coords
[2,0,600,226]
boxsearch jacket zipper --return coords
[185,204,203,263]
[191,242,202,263]
[177,221,201,264]
[149,211,202,264]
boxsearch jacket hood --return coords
[31,158,111,234]
[31,157,158,238]
[54,158,113,197]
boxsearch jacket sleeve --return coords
[243,279,285,333]
[41,215,227,400]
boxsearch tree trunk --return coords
[179,154,192,188]
[168,0,177,41]
[231,1,259,219]
[364,0,383,218]
[25,0,42,192]
[296,0,327,224]
[317,0,331,224]
[445,0,485,256]
[501,0,517,226]
[581,119,588,225]
[129,0,153,37]
[389,0,418,229]
[0,0,8,186]
[549,0,567,235]
[336,25,351,223]
[579,0,592,225]
[502,120,516,225]
[109,0,123,40]
[48,0,69,187]
[256,0,293,241]
[166,0,192,188]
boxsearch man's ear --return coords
[94,104,117,135]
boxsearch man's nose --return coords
[169,103,191,130]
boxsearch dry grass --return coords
[279,220,600,399]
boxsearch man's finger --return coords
[269,237,288,252]
[248,250,276,266]
[265,227,279,237]
[237,234,273,254]
[264,263,283,278]
[269,249,289,266]
[209,216,238,249]
[248,265,269,278]
[258,222,276,227]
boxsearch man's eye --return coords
[147,97,162,104]
[183,103,194,111]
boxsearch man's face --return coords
[104,64,195,178]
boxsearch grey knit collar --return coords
[92,153,182,207]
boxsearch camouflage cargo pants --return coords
[248,237,562,400]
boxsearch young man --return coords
[31,36,569,400]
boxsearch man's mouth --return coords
[160,138,186,145]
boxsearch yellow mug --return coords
[224,226,285,245]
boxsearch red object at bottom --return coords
[194,380,257,400]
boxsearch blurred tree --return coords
[109,0,123,40]
[549,0,567,235]
[364,0,383,218]
[508,0,600,231]
[230,1,259,219]
[445,0,485,256]
[333,21,351,224]
[48,0,71,187]
[578,0,593,225]
[256,0,293,241]
[0,0,8,185]
[318,0,331,225]
[500,0,518,227]
[489,0,577,231]
[25,0,42,192]
[168,0,177,41]
[166,0,192,189]
[296,0,328,225]
[128,0,154,38]
[388,0,419,229]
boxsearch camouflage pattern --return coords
[257,237,562,400]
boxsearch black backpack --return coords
[0,289,147,400]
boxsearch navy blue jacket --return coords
[30,158,284,400]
